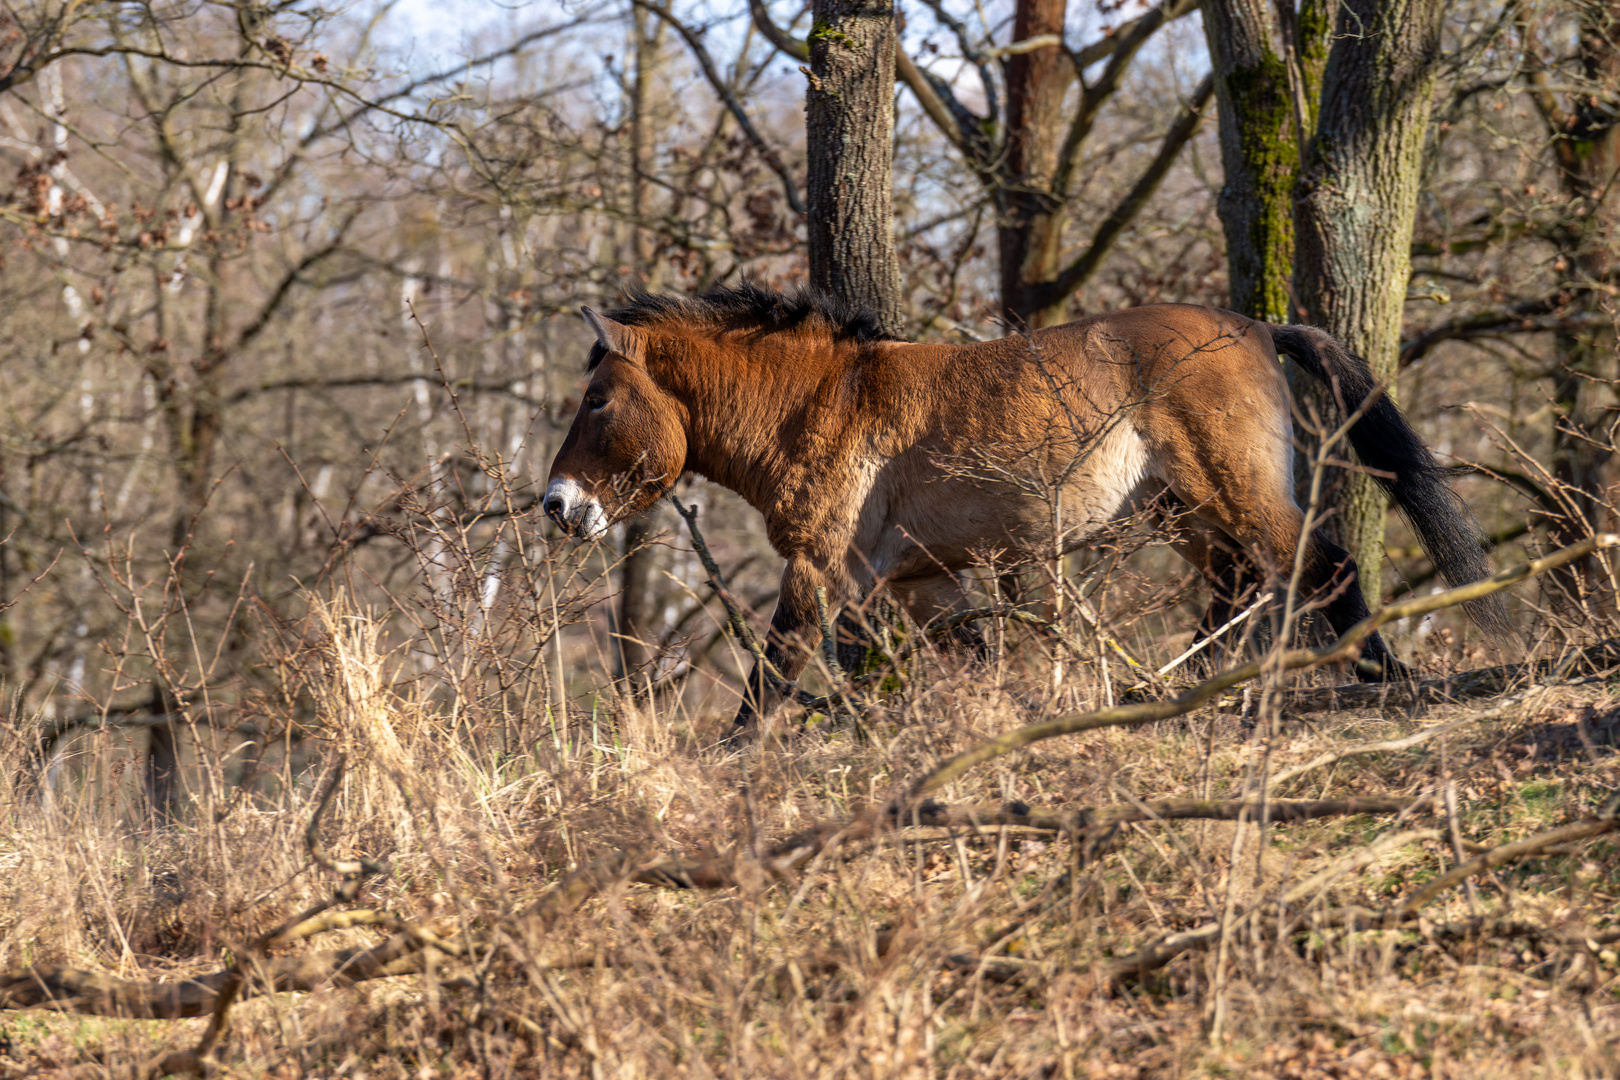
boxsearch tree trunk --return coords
[629,3,664,289]
[997,0,1072,327]
[1547,1,1620,569]
[1293,0,1446,608]
[1204,0,1331,505]
[806,0,903,336]
[889,0,1208,327]
[144,684,179,825]
[615,5,664,684]
[1202,0,1310,324]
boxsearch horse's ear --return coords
[581,306,642,363]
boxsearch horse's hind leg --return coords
[1297,533,1409,679]
[1155,436,1407,681]
[1248,525,1404,679]
[1158,512,1268,672]
[832,609,874,672]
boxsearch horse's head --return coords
[543,308,688,539]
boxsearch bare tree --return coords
[616,4,668,682]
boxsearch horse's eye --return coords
[586,395,608,412]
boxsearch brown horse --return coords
[544,284,1510,733]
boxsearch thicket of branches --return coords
[0,0,1610,728]
[0,0,1618,1074]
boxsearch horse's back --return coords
[868,304,1284,445]
[1036,303,1278,378]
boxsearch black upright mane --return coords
[585,282,899,370]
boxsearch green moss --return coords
[1297,0,1331,128]
[1225,48,1298,323]
[1519,779,1564,818]
[1573,135,1603,162]
[808,19,856,49]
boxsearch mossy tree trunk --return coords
[1292,0,1446,608]
[806,0,904,337]
[1202,0,1328,324]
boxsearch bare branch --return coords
[1051,0,1196,199]
[1267,684,1553,788]
[223,373,545,408]
[896,47,993,169]
[225,210,360,361]
[1399,294,1604,367]
[1393,813,1618,919]
[908,795,1417,833]
[746,0,808,60]
[988,34,1065,60]
[304,758,392,886]
[635,0,805,214]
[1041,73,1214,306]
[916,0,1000,125]
[1069,0,1198,74]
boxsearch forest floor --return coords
[1,584,1618,1079]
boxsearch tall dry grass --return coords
[1,438,1619,1080]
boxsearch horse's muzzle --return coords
[542,477,610,540]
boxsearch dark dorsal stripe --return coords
[585,282,899,370]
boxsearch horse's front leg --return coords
[729,556,833,738]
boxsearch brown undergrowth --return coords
[1,517,1619,1079]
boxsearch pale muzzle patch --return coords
[543,477,610,540]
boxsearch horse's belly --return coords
[1053,421,1157,545]
[850,424,1153,582]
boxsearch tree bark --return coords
[1202,0,1328,323]
[629,3,664,289]
[998,0,1072,327]
[144,685,180,825]
[1293,0,1446,607]
[806,0,903,336]
[616,5,664,683]
[1544,2,1620,568]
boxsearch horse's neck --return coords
[660,335,836,513]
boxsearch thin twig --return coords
[1268,684,1549,788]
[667,493,810,703]
[815,585,842,678]
[1156,591,1274,676]
[305,756,393,887]
[1393,814,1618,920]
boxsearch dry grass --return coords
[1,514,1619,1080]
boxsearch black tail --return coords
[1269,324,1516,643]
